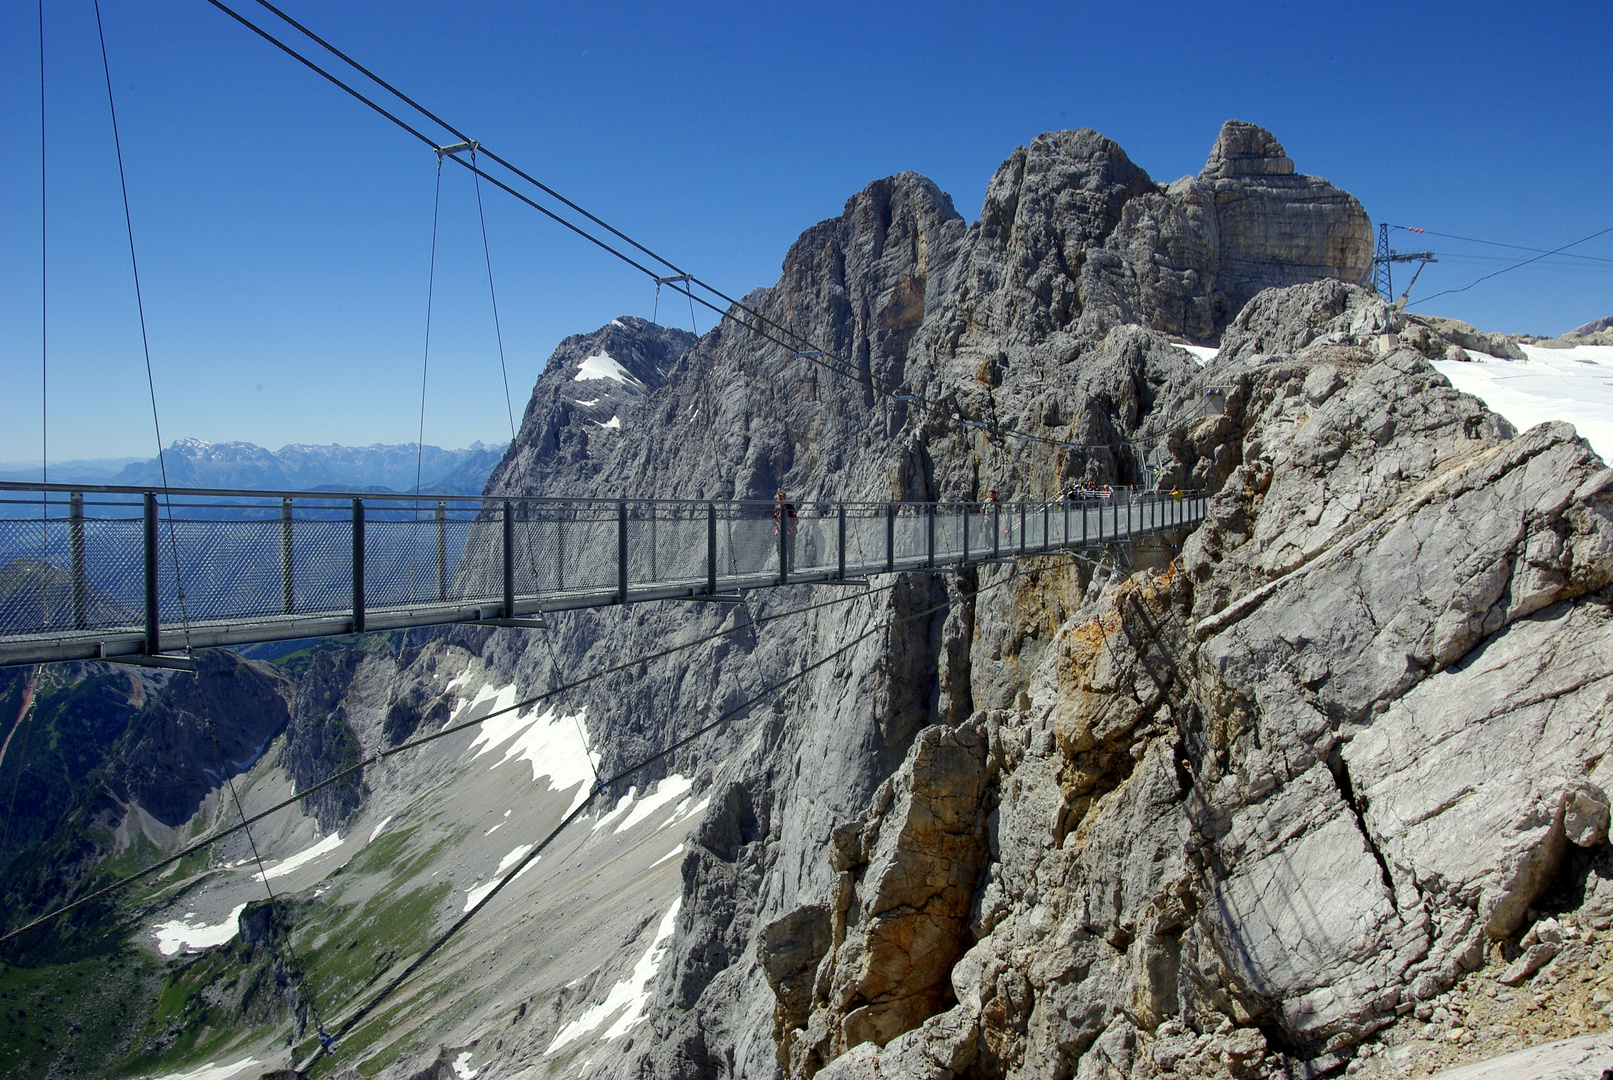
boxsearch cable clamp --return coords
[437,140,479,157]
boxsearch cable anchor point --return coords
[436,139,479,158]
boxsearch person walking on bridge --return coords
[774,488,798,573]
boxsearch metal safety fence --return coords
[0,482,1207,667]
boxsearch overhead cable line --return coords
[94,0,331,1040]
[0,576,920,946]
[201,0,1136,463]
[1392,224,1613,266]
[1414,222,1613,305]
[38,0,48,593]
[293,566,1023,1074]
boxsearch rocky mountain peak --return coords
[1198,118,1297,179]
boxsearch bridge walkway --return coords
[0,483,1206,668]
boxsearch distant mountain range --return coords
[0,439,506,495]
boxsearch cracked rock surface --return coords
[759,282,1613,1079]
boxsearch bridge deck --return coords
[0,483,1205,667]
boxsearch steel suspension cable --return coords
[0,670,40,869]
[414,156,443,506]
[38,0,48,621]
[470,149,517,442]
[295,567,1020,1074]
[201,0,1112,462]
[94,0,330,1038]
[0,574,912,945]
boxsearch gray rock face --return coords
[945,122,1373,349]
[1569,316,1613,337]
[757,282,1613,1079]
[387,128,1458,1080]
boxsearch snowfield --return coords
[464,688,598,816]
[545,898,682,1054]
[1190,339,1611,464]
[1431,344,1613,464]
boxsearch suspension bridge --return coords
[0,482,1205,668]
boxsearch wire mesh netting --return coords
[0,488,1205,658]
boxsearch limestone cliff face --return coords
[387,123,1416,1080]
[947,120,1372,349]
[759,283,1613,1080]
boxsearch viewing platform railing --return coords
[0,482,1206,668]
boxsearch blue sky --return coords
[2,0,1610,463]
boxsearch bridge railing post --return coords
[1043,502,1050,553]
[143,492,159,654]
[707,502,717,595]
[993,501,1001,560]
[837,504,846,581]
[778,499,788,586]
[503,500,515,618]
[1018,501,1025,557]
[435,501,447,602]
[351,498,365,634]
[280,497,294,615]
[885,503,894,574]
[961,502,970,566]
[926,503,935,569]
[617,501,628,604]
[556,506,566,593]
[70,492,86,630]
[1064,499,1071,548]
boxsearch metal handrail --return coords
[0,481,1179,511]
[0,484,1208,668]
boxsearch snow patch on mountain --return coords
[615,775,694,833]
[141,1057,263,1080]
[1171,342,1218,366]
[465,691,598,815]
[463,843,540,911]
[259,831,346,882]
[545,898,682,1054]
[151,903,248,956]
[572,352,641,386]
